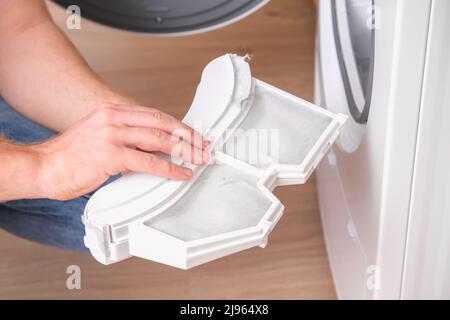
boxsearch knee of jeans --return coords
[0,98,55,144]
[0,204,88,252]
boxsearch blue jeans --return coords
[0,98,116,252]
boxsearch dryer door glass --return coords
[332,0,375,124]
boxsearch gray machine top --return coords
[53,0,267,35]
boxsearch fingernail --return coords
[183,168,193,178]
[202,139,211,149]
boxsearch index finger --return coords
[102,104,210,149]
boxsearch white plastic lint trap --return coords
[83,54,347,269]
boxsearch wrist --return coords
[21,143,54,199]
[28,140,64,200]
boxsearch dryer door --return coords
[332,0,374,124]
[320,0,375,153]
[52,0,269,35]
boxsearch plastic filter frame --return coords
[83,54,347,269]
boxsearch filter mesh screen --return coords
[145,164,271,241]
[225,83,333,167]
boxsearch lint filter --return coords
[83,54,347,269]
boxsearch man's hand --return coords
[31,104,210,201]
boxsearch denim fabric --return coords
[0,98,117,252]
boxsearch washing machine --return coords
[316,0,450,299]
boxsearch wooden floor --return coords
[0,0,336,299]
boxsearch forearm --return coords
[0,0,136,132]
[0,138,44,201]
